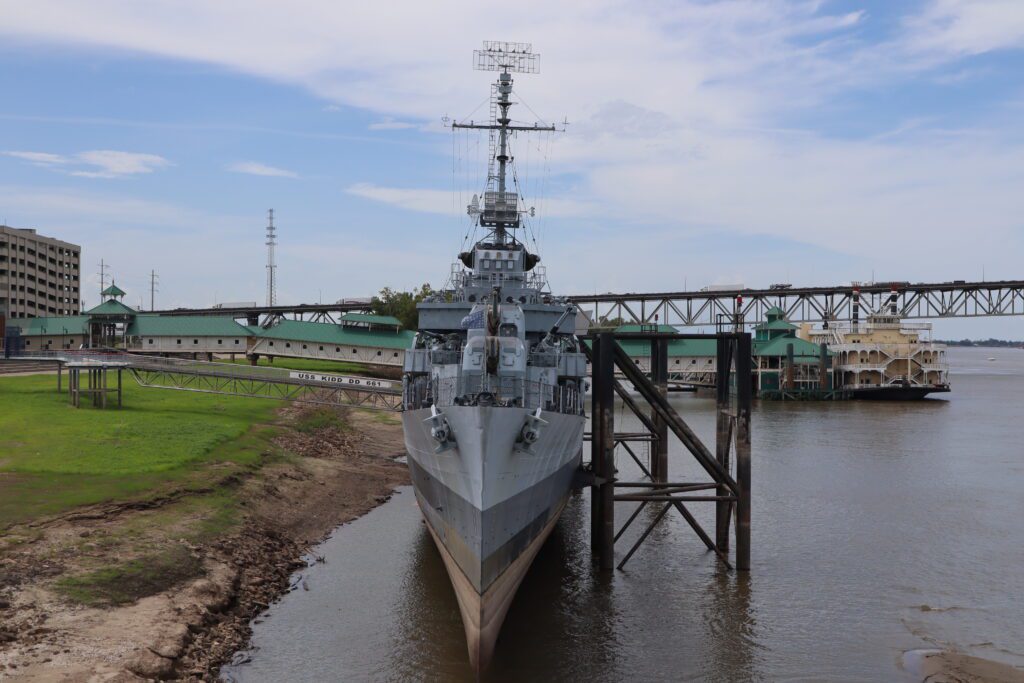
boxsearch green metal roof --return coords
[581,325,720,358]
[101,283,127,298]
[753,335,829,358]
[15,315,91,336]
[256,319,415,350]
[755,319,797,331]
[85,299,137,316]
[128,315,251,337]
[341,312,402,328]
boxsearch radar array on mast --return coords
[473,41,539,74]
[452,42,556,245]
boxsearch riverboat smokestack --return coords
[851,284,860,331]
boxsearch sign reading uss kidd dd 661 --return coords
[288,371,392,389]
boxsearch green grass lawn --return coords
[0,374,281,527]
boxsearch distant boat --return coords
[988,357,996,361]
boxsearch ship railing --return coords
[832,342,948,357]
[445,269,550,294]
[418,375,584,415]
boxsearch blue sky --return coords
[1,0,1022,338]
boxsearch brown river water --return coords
[223,347,1024,682]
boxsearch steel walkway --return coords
[7,350,403,411]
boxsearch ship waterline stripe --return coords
[408,454,580,593]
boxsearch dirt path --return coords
[0,406,409,681]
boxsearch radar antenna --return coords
[452,42,556,245]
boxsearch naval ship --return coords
[401,42,587,671]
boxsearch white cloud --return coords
[2,149,169,178]
[346,182,591,219]
[227,161,299,178]
[71,150,170,178]
[2,0,1024,309]
[346,183,456,215]
[368,117,417,130]
[905,0,1024,57]
[2,150,69,166]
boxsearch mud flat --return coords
[903,649,1024,683]
[0,403,408,681]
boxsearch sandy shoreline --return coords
[0,405,409,681]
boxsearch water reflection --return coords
[227,348,1024,681]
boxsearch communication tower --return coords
[265,209,277,307]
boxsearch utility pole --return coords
[149,270,159,311]
[98,259,109,298]
[266,209,277,307]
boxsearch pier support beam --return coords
[650,337,668,483]
[590,333,616,570]
[735,333,753,571]
[715,338,734,553]
[582,330,753,573]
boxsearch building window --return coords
[269,341,275,347]
[319,346,323,351]
[376,350,382,356]
[507,260,514,269]
[285,342,291,348]
[176,339,182,345]
[217,339,223,345]
[393,352,399,357]
[351,348,357,354]
[193,339,198,345]
[335,347,340,352]
[234,339,240,345]
[148,339,154,345]
[302,344,307,350]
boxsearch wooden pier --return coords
[583,330,753,572]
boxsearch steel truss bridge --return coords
[568,279,1024,327]
[8,350,403,411]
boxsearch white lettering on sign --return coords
[288,371,392,389]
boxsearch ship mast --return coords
[452,42,556,246]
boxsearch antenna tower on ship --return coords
[452,42,556,246]
[265,209,277,307]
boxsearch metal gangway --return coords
[5,349,403,411]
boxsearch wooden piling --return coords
[715,337,733,553]
[590,333,616,569]
[651,338,669,483]
[735,334,753,571]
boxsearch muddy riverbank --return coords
[0,405,408,681]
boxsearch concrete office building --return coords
[0,225,81,319]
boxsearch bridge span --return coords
[568,279,1024,327]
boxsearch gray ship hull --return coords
[402,405,584,669]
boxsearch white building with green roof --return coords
[249,316,415,367]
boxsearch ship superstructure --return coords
[401,42,586,671]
